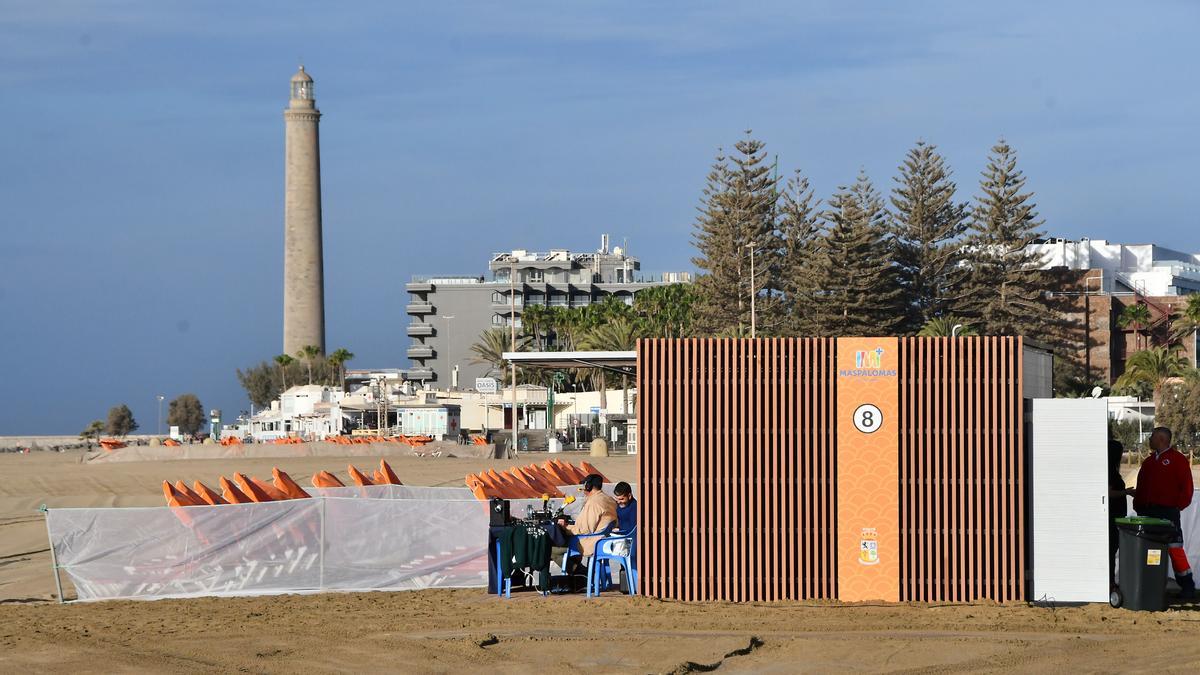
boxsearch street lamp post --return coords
[441,315,455,389]
[157,395,165,436]
[510,259,519,458]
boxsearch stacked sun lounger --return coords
[463,460,608,500]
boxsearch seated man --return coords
[554,474,618,576]
[614,481,637,534]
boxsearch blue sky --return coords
[1,1,1197,435]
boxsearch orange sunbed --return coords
[516,466,562,497]
[468,481,490,501]
[508,469,541,495]
[311,470,345,488]
[347,464,374,486]
[551,459,586,483]
[486,469,522,498]
[579,461,608,483]
[540,461,575,486]
[272,468,311,499]
[477,471,511,498]
[192,480,228,506]
[219,476,253,504]
[556,460,586,482]
[174,480,206,505]
[162,480,202,507]
[233,473,277,502]
[512,466,548,493]
[251,477,290,501]
[378,459,403,485]
[498,471,535,498]
[372,469,386,484]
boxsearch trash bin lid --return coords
[1115,517,1174,527]
[1115,516,1176,538]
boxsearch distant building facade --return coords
[404,235,691,387]
[1029,238,1200,383]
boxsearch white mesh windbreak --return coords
[304,485,473,500]
[48,500,323,601]
[47,497,489,602]
[321,499,487,591]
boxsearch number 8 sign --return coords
[853,403,883,434]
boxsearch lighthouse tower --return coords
[282,65,326,356]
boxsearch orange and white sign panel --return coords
[835,337,899,602]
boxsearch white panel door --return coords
[1031,399,1110,603]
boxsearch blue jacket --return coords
[616,498,637,534]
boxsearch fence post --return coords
[319,496,326,590]
[42,506,65,603]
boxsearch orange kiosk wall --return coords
[638,336,1028,603]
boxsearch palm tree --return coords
[633,283,697,338]
[297,345,322,384]
[579,318,644,414]
[917,316,978,337]
[327,348,354,391]
[1118,302,1153,351]
[522,304,550,351]
[549,305,587,351]
[274,354,296,390]
[470,328,530,379]
[1114,346,1193,406]
[1169,294,1200,345]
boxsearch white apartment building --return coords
[1029,238,1200,296]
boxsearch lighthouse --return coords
[282,65,326,356]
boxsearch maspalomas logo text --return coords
[839,347,897,377]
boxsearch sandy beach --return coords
[3,449,1200,673]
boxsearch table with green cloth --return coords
[489,522,565,593]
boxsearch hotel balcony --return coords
[406,324,435,337]
[405,281,434,293]
[403,367,435,381]
[490,299,523,313]
[406,345,435,359]
[406,302,435,315]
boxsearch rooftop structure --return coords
[1029,238,1200,296]
[404,234,691,387]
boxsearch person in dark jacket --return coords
[1108,434,1128,585]
[614,481,637,534]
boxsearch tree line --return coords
[690,132,1067,343]
[79,393,207,440]
[237,345,355,409]
[470,285,697,413]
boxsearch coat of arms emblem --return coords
[859,527,879,565]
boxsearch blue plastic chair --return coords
[587,527,637,597]
[495,538,512,598]
[558,523,615,596]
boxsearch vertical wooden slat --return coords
[1015,337,1026,600]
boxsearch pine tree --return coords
[890,141,968,334]
[691,132,780,335]
[808,171,905,336]
[959,140,1060,338]
[777,169,823,335]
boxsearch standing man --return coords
[1133,426,1195,598]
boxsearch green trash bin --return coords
[1112,516,1176,611]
